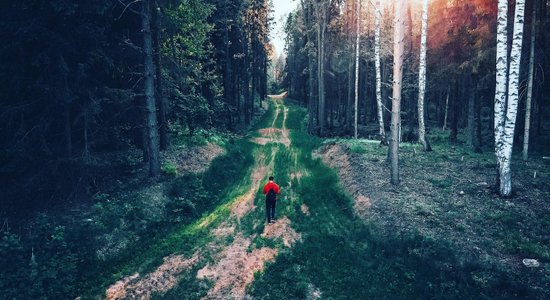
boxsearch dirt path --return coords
[104,96,301,300]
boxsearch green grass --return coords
[248,101,540,300]
[79,138,255,299]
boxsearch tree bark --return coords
[523,0,536,161]
[450,78,459,143]
[442,86,449,130]
[346,1,354,132]
[417,0,431,151]
[152,1,167,151]
[354,0,361,139]
[494,0,508,186]
[390,0,405,185]
[375,0,386,144]
[316,1,327,136]
[142,0,161,177]
[467,73,476,148]
[495,0,526,196]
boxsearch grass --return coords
[81,98,548,299]
[79,137,256,299]
[248,101,544,300]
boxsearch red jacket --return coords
[263,181,280,195]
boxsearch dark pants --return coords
[265,198,276,222]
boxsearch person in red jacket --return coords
[263,176,280,223]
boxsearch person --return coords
[263,176,280,223]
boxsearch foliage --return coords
[0,221,78,299]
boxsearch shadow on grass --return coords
[248,101,541,300]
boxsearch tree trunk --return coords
[152,1,167,151]
[316,1,326,136]
[375,0,386,143]
[390,0,405,185]
[523,0,536,161]
[494,0,508,187]
[474,95,483,153]
[302,0,316,133]
[495,0,526,197]
[417,0,431,151]
[346,1,354,132]
[450,78,459,143]
[442,86,449,130]
[354,0,361,139]
[142,0,161,177]
[467,73,476,148]
[499,0,525,196]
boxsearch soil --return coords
[196,236,277,299]
[105,253,200,300]
[261,217,302,248]
[162,142,224,174]
[253,128,290,147]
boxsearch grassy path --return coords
[101,96,303,299]
[97,96,539,299]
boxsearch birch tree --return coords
[494,0,526,196]
[523,0,537,161]
[417,0,431,151]
[390,0,406,185]
[374,0,386,144]
[354,0,361,139]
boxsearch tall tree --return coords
[153,1,168,150]
[494,0,526,196]
[315,0,328,136]
[417,0,431,151]
[142,0,161,177]
[354,0,361,139]
[390,0,406,185]
[374,0,386,144]
[523,0,537,161]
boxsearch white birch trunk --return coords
[494,0,508,171]
[390,0,405,185]
[494,0,526,197]
[499,0,526,196]
[375,0,386,143]
[417,0,430,151]
[523,0,536,161]
[354,0,361,139]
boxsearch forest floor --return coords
[94,96,549,299]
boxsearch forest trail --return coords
[105,95,303,299]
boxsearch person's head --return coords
[269,176,274,181]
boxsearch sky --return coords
[270,0,298,56]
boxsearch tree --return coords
[374,0,386,144]
[523,0,537,161]
[142,0,161,177]
[494,0,526,196]
[354,0,361,139]
[315,0,328,136]
[417,0,431,151]
[390,0,406,185]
